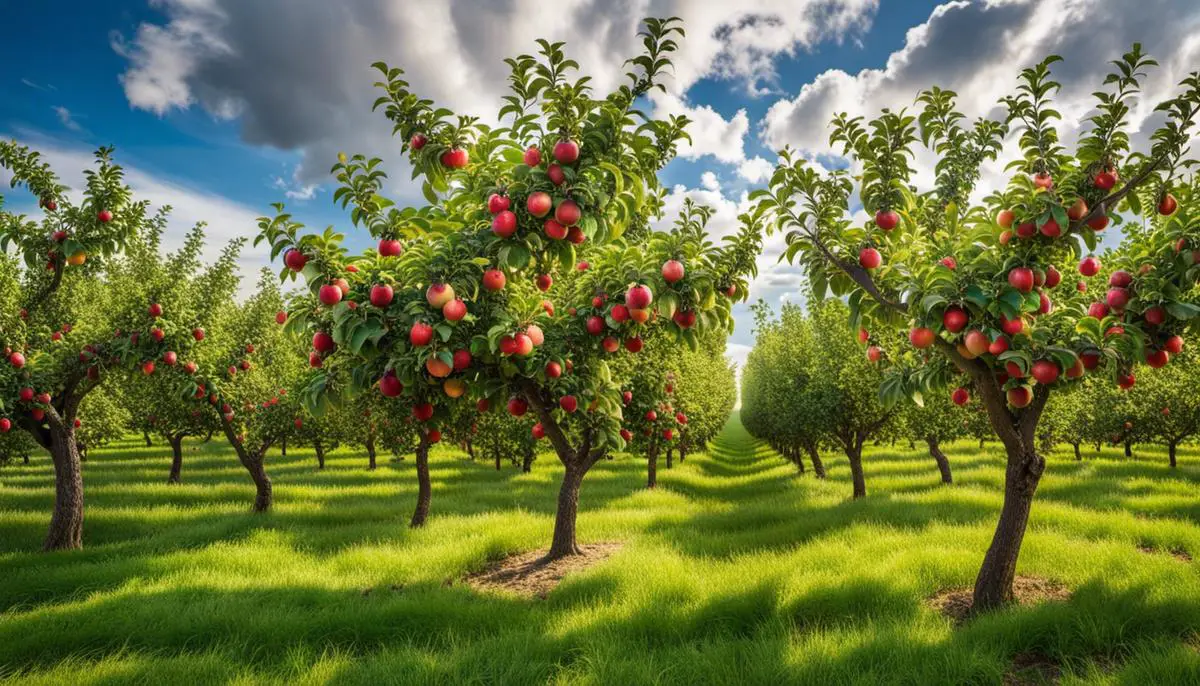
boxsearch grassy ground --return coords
[2,415,1200,684]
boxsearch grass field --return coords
[2,415,1200,684]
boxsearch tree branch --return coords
[807,230,908,314]
[1069,152,1169,232]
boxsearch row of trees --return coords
[1,17,751,562]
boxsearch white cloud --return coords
[700,171,720,191]
[52,106,83,132]
[737,155,775,183]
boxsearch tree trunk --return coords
[143,430,152,447]
[679,441,687,463]
[44,424,84,551]
[1169,441,1177,468]
[280,437,286,456]
[794,444,806,474]
[846,443,866,498]
[410,433,432,528]
[979,438,985,449]
[494,450,501,471]
[647,445,658,489]
[23,454,30,464]
[167,434,184,484]
[246,457,273,512]
[1124,440,1132,458]
[522,451,533,473]
[971,383,1049,614]
[366,436,377,470]
[547,464,586,559]
[465,439,475,461]
[666,446,674,469]
[1072,443,1081,461]
[314,441,325,470]
[926,436,953,484]
[806,444,826,479]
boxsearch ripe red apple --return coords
[482,269,506,291]
[1038,292,1052,315]
[662,259,685,284]
[1143,305,1166,326]
[909,327,935,349]
[1158,193,1178,215]
[553,139,580,164]
[990,335,1011,356]
[942,306,968,333]
[440,148,469,168]
[555,199,581,226]
[1065,359,1084,379]
[183,361,198,374]
[425,283,455,309]
[999,230,1013,245]
[1147,349,1170,368]
[619,428,632,442]
[874,210,899,231]
[410,321,434,346]
[532,423,546,440]
[645,410,658,422]
[547,164,566,186]
[1016,222,1037,239]
[523,146,541,167]
[1080,351,1101,370]
[1032,172,1053,189]
[1164,335,1184,354]
[443,298,467,321]
[1117,373,1136,390]
[625,337,643,353]
[284,249,308,271]
[673,310,696,329]
[602,336,620,353]
[1007,386,1032,408]
[18,387,34,402]
[622,390,633,405]
[276,311,288,325]
[859,247,881,269]
[857,328,869,344]
[507,397,528,417]
[97,210,113,223]
[1008,267,1034,293]
[1109,270,1133,288]
[412,402,434,421]
[1088,214,1110,231]
[1094,170,1117,190]
[559,395,578,413]
[525,324,544,347]
[0,418,10,433]
[535,274,553,292]
[378,238,403,256]
[487,193,510,214]
[1086,302,1109,318]
[1000,315,1025,336]
[409,133,427,150]
[611,304,630,323]
[866,345,882,363]
[1031,360,1059,385]
[513,333,534,356]
[526,192,553,217]
[318,284,343,306]
[544,219,567,240]
[1039,217,1061,238]
[35,392,51,405]
[940,256,957,270]
[626,284,653,309]
[951,387,970,406]
[9,352,25,368]
[425,358,452,378]
[1076,281,1087,293]
[546,361,562,378]
[568,226,586,244]
[1044,265,1061,289]
[1106,287,1129,311]
[964,330,989,357]
[370,284,394,308]
[491,210,517,238]
[1079,256,1100,277]
[996,209,1015,229]
[1066,198,1088,221]
[163,351,178,366]
[142,361,156,375]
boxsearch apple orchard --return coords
[3,18,1200,625]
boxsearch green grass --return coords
[2,415,1200,684]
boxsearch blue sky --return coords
[3,0,1198,371]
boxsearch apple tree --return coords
[670,327,737,463]
[254,17,759,556]
[751,47,1200,611]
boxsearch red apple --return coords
[1164,335,1184,354]
[487,193,510,214]
[544,219,567,240]
[1094,170,1117,190]
[866,345,882,363]
[507,397,528,417]
[1039,217,1061,238]
[536,274,553,292]
[874,210,899,231]
[318,284,343,306]
[859,247,881,269]
[625,337,643,353]
[1117,373,1136,390]
[409,133,427,150]
[378,238,403,256]
[410,321,434,346]
[611,304,630,323]
[1031,360,1059,385]
[1109,270,1133,288]
[559,395,578,413]
[586,316,605,336]
[1008,267,1034,293]
[1067,198,1088,221]
[526,191,553,217]
[662,259,685,284]
[523,146,541,166]
[1016,222,1037,239]
[1087,300,1108,319]
[482,269,506,291]
[909,327,935,349]
[672,310,696,329]
[942,306,968,333]
[1079,256,1100,277]
[532,423,546,440]
[964,330,989,357]
[553,139,580,164]
[1007,386,1032,408]
[97,210,113,223]
[1147,349,1170,368]
[1088,214,1110,231]
[996,209,1015,228]
[555,199,581,226]
[546,361,562,378]
[1106,287,1129,311]
[951,387,970,406]
[491,210,517,238]
[626,284,653,310]
[370,284,394,308]
[602,336,620,353]
[1143,305,1166,326]
[1158,193,1177,216]
[412,402,434,421]
[1032,172,1053,189]
[284,249,308,272]
[440,148,469,168]
[568,225,586,244]
[548,164,566,186]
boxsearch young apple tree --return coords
[254,17,758,556]
[0,144,241,550]
[752,47,1200,612]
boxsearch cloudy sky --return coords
[3,0,1199,373]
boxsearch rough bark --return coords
[314,441,325,470]
[665,445,674,469]
[846,443,866,499]
[548,464,586,558]
[522,451,533,473]
[1072,443,1082,461]
[1169,441,1177,468]
[647,444,658,489]
[44,423,84,551]
[793,445,806,474]
[167,433,185,484]
[410,433,433,528]
[679,441,687,463]
[143,430,152,447]
[218,417,273,512]
[926,436,953,484]
[1124,440,1133,458]
[366,436,377,470]
[806,443,826,479]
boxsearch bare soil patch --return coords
[466,542,624,598]
[1137,543,1193,562]
[1003,651,1062,685]
[928,576,1071,625]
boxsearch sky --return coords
[2,0,1199,376]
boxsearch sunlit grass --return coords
[2,416,1200,683]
